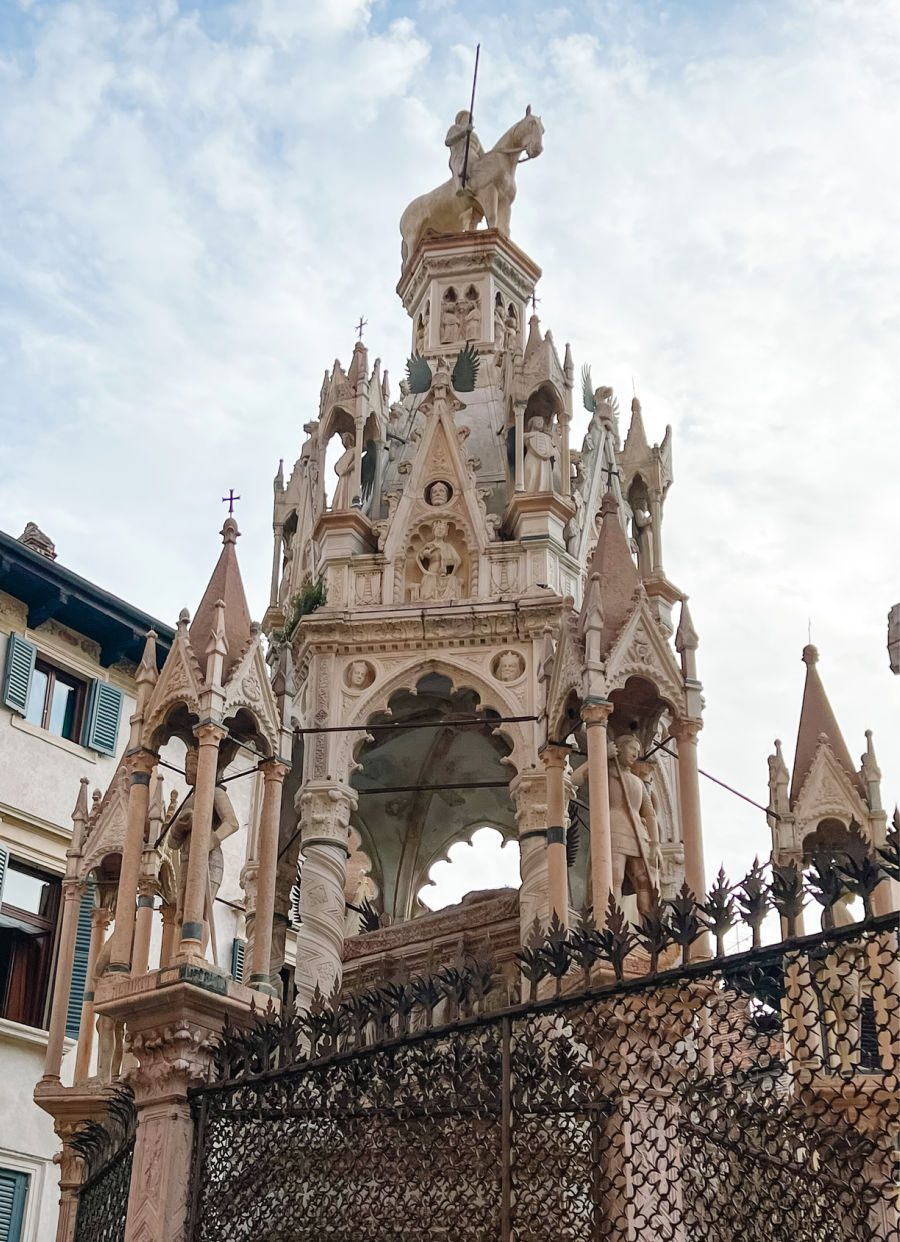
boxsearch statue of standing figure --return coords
[170,747,240,962]
[332,431,357,510]
[523,415,557,492]
[608,735,661,913]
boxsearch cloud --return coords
[0,0,896,889]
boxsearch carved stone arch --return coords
[414,817,520,910]
[334,657,528,781]
[523,379,564,428]
[320,403,355,447]
[603,602,686,718]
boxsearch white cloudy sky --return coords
[1,0,897,891]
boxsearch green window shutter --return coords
[82,681,123,755]
[2,634,35,716]
[0,1168,28,1242]
[230,937,246,983]
[65,882,96,1040]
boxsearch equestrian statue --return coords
[399,105,544,269]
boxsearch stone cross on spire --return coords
[222,488,240,516]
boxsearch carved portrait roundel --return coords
[345,660,376,692]
[426,480,453,507]
[493,650,525,683]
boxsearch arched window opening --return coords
[418,827,520,912]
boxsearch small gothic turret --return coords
[767,644,892,918]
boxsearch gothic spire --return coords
[587,490,640,655]
[189,517,252,683]
[790,644,863,805]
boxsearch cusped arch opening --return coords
[349,672,517,923]
[417,826,520,913]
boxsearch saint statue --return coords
[332,431,356,510]
[494,298,506,345]
[416,519,462,601]
[630,500,653,574]
[608,735,661,914]
[445,110,484,191]
[523,415,557,492]
[170,747,240,959]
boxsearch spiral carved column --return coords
[293,783,355,1009]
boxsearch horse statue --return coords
[399,107,544,269]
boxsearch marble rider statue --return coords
[399,105,544,267]
[445,110,484,191]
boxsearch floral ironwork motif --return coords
[184,845,898,1242]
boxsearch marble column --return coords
[43,875,86,1080]
[542,744,570,928]
[131,849,159,976]
[582,701,614,922]
[179,722,227,957]
[511,771,550,940]
[249,759,288,995]
[671,718,709,957]
[294,783,355,1009]
[74,905,112,1083]
[109,751,157,973]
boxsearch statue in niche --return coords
[608,735,661,914]
[565,458,586,551]
[494,295,506,345]
[630,498,653,574]
[440,289,460,345]
[463,286,481,340]
[446,110,484,192]
[332,431,356,510]
[523,414,557,493]
[415,301,430,354]
[426,480,452,507]
[504,308,518,351]
[494,650,524,682]
[170,747,240,958]
[416,519,463,601]
[345,660,375,691]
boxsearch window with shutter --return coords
[2,635,35,716]
[83,681,123,755]
[0,1168,28,1242]
[231,937,246,983]
[65,882,96,1040]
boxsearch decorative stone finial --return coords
[221,517,240,546]
[675,597,699,654]
[600,490,619,518]
[632,395,642,417]
[18,521,57,560]
[802,644,818,665]
[274,459,285,491]
[177,607,190,631]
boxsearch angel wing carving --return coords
[406,353,433,394]
[582,364,596,412]
[451,343,480,392]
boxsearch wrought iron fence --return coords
[188,912,899,1241]
[72,1088,135,1242]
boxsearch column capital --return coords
[259,757,290,783]
[581,700,613,727]
[671,716,703,742]
[128,747,159,778]
[193,721,228,746]
[539,741,570,770]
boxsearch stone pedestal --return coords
[33,1080,124,1242]
[504,491,574,547]
[93,963,259,1242]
